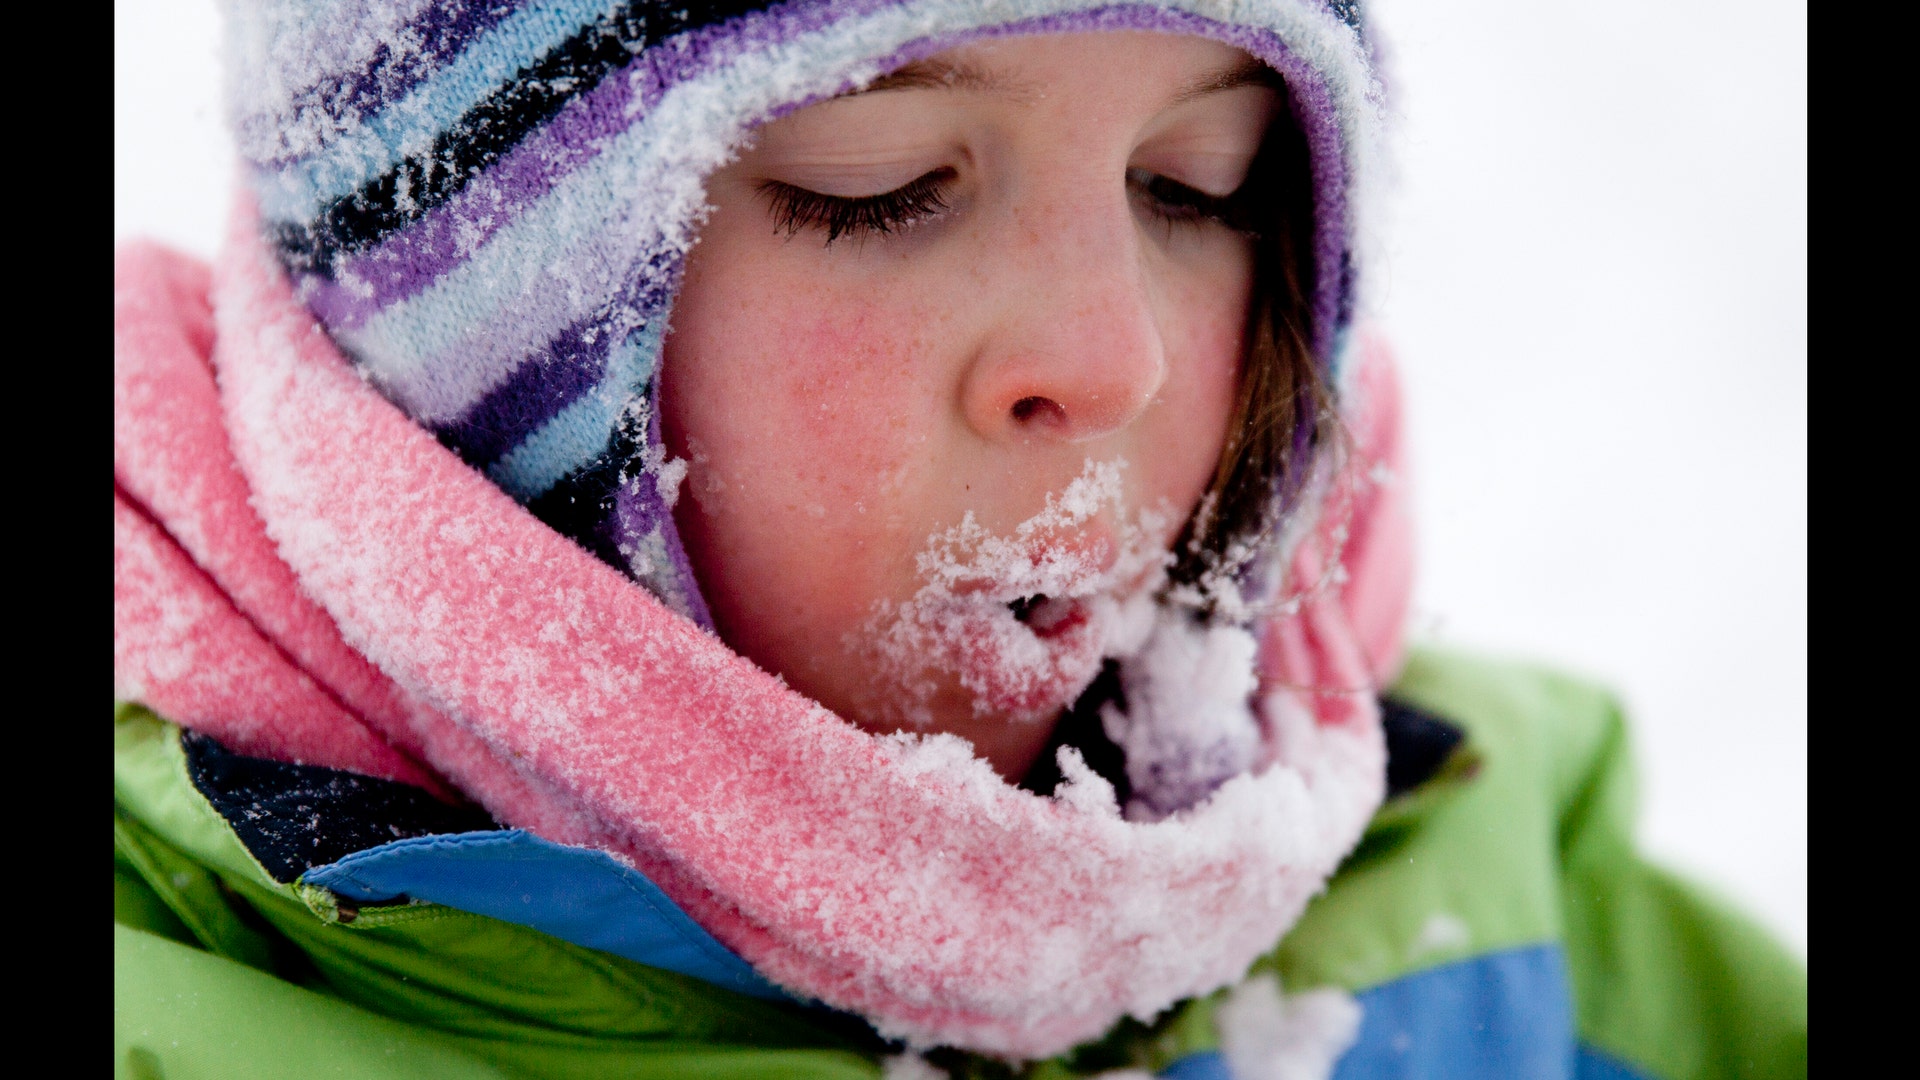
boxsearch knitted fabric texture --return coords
[228,0,1384,620]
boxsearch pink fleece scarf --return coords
[113,206,1414,1059]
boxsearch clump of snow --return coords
[1217,974,1363,1080]
[851,457,1286,819]
[654,456,689,508]
[1103,610,1263,821]
[1163,490,1256,620]
[1050,746,1122,818]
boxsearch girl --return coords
[113,2,1806,1078]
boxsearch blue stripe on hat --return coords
[257,0,622,224]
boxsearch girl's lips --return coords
[862,461,1166,725]
[1022,596,1088,639]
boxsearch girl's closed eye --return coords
[1127,167,1259,235]
[761,168,957,244]
[760,164,1258,247]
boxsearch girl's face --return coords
[662,32,1276,778]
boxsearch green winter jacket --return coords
[114,647,1807,1080]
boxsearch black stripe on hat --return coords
[272,0,767,274]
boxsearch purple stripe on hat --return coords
[612,472,716,630]
[434,270,677,465]
[611,376,716,631]
[435,314,613,466]
[303,0,914,329]
[308,0,1354,350]
[246,1,525,171]
[303,64,636,327]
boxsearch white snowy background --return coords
[115,0,1806,953]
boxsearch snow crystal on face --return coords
[850,453,1285,820]
[1217,974,1363,1080]
[853,459,1177,727]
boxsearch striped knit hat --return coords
[228,0,1383,625]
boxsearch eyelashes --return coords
[761,169,955,245]
[761,166,1254,246]
[1126,167,1259,236]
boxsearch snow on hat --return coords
[226,0,1383,623]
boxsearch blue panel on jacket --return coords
[1335,944,1574,1078]
[1159,946,1655,1080]
[1576,1046,1656,1080]
[1161,1051,1232,1079]
[301,829,787,1001]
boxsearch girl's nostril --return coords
[1011,396,1065,424]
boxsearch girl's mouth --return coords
[855,458,1175,726]
[1010,594,1089,639]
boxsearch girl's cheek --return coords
[785,307,926,479]
[692,279,946,576]
[1140,260,1249,508]
[1175,248,1254,391]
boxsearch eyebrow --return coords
[854,58,1034,98]
[1167,56,1278,107]
[850,54,1276,108]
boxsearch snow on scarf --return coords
[113,213,1412,1056]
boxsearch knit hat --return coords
[228,0,1383,623]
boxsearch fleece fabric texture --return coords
[113,202,1403,1056]
[115,648,1810,1080]
[227,0,1383,618]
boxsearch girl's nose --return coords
[960,195,1168,445]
